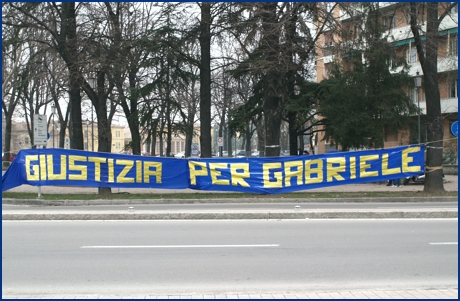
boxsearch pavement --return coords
[2,176,458,299]
[1,288,458,299]
[4,175,458,194]
[2,175,458,220]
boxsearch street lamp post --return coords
[414,71,423,144]
[89,76,97,152]
[86,119,90,150]
[91,108,94,151]
[51,104,56,148]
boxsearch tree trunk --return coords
[185,113,194,158]
[256,119,265,157]
[2,85,19,163]
[128,120,141,155]
[410,3,444,192]
[261,3,282,157]
[68,84,83,150]
[218,111,226,157]
[3,117,12,165]
[287,5,299,156]
[127,73,141,156]
[62,3,84,151]
[59,123,67,148]
[245,122,251,156]
[288,111,298,155]
[97,114,112,196]
[227,134,233,158]
[199,3,212,158]
[263,74,283,157]
[151,131,157,156]
[166,114,172,157]
[84,71,112,195]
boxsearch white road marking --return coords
[81,244,279,249]
[429,242,458,245]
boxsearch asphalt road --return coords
[2,219,457,296]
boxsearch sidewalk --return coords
[2,288,458,299]
[2,175,457,220]
[4,175,458,194]
[2,176,458,220]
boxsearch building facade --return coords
[315,2,457,162]
[2,120,125,154]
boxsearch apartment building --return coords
[315,2,458,159]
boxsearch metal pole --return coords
[417,87,421,144]
[52,114,55,148]
[86,121,89,150]
[91,107,94,151]
[37,145,41,198]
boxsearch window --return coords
[324,62,332,78]
[448,34,458,56]
[409,87,417,102]
[116,142,121,149]
[449,78,458,98]
[382,15,396,30]
[387,58,394,69]
[406,44,417,63]
[116,131,120,138]
[25,137,29,144]
[409,87,425,103]
[324,31,334,47]
[351,2,363,9]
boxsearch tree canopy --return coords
[316,5,417,150]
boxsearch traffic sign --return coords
[191,143,199,155]
[451,121,458,137]
[33,114,48,146]
[217,137,223,147]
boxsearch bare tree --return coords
[2,17,25,161]
[409,2,457,192]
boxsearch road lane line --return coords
[429,242,458,245]
[81,244,279,249]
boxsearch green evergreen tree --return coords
[317,6,417,150]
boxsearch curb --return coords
[2,196,457,206]
[2,210,458,220]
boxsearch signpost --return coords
[33,114,47,198]
[191,143,200,156]
[217,137,223,157]
[33,114,47,146]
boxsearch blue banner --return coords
[2,145,425,194]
